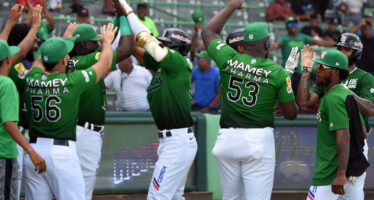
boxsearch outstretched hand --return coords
[9,4,24,22]
[31,5,42,28]
[229,0,244,9]
[285,46,299,74]
[100,23,118,44]
[63,23,79,38]
[301,44,315,68]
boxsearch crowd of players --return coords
[0,0,374,200]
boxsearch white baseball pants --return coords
[307,139,369,200]
[24,137,85,200]
[76,125,103,200]
[212,127,275,200]
[16,144,23,200]
[147,127,198,200]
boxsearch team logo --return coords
[170,33,191,43]
[316,112,321,122]
[42,75,47,80]
[43,56,48,62]
[336,62,340,66]
[95,52,101,60]
[248,34,254,40]
[371,88,374,93]
[286,77,292,86]
[287,86,293,93]
[321,51,327,59]
[216,43,225,50]
[14,63,26,73]
[330,123,334,127]
[18,69,28,79]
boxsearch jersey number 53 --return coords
[227,76,259,107]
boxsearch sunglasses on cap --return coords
[287,21,298,28]
[317,63,331,71]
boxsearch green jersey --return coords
[207,39,295,128]
[144,49,193,130]
[311,68,374,131]
[277,33,313,73]
[9,62,29,128]
[23,67,97,140]
[312,85,364,185]
[68,50,117,125]
[0,75,19,159]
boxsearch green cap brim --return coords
[9,46,20,57]
[63,38,75,54]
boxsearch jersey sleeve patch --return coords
[95,52,101,60]
[15,63,26,73]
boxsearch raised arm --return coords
[112,0,132,63]
[0,4,24,41]
[41,0,55,30]
[92,24,117,82]
[331,128,350,195]
[201,0,243,48]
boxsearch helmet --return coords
[157,28,191,56]
[336,33,363,65]
[226,28,244,49]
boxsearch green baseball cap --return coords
[285,17,297,24]
[37,28,50,41]
[243,22,272,42]
[192,10,207,25]
[313,49,348,70]
[196,51,211,61]
[40,37,75,64]
[0,40,20,62]
[73,24,100,42]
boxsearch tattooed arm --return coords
[331,129,350,195]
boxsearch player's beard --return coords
[316,75,332,86]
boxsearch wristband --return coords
[111,17,119,30]
[119,16,132,36]
[302,66,311,73]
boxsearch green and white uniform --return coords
[68,49,116,200]
[144,49,193,130]
[143,49,197,200]
[21,66,97,200]
[208,39,295,200]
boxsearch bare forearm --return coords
[352,93,374,117]
[336,129,350,174]
[0,20,16,41]
[3,122,34,154]
[116,35,132,63]
[94,42,113,82]
[297,72,311,107]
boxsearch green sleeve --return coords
[143,51,160,71]
[326,96,350,131]
[357,73,374,101]
[277,71,295,102]
[302,34,313,44]
[0,78,19,123]
[311,85,325,98]
[159,48,189,72]
[207,38,237,70]
[70,68,97,93]
[277,35,284,44]
[111,50,117,71]
[8,63,28,91]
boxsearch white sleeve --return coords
[112,33,120,50]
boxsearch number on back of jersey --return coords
[227,76,259,107]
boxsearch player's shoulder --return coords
[0,75,15,86]
[356,68,374,79]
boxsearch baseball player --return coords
[297,33,374,199]
[226,28,244,51]
[201,0,298,199]
[68,2,133,199]
[118,0,197,199]
[12,24,117,200]
[299,48,368,200]
[0,39,46,200]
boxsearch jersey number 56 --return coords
[31,96,62,122]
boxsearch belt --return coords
[77,120,104,132]
[30,137,69,146]
[158,127,193,138]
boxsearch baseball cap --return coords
[192,10,207,25]
[77,8,89,18]
[0,40,20,62]
[226,28,244,48]
[40,37,75,64]
[195,51,211,61]
[313,49,348,70]
[285,17,297,24]
[73,24,100,42]
[37,28,50,41]
[243,22,272,43]
[328,17,341,25]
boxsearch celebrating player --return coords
[300,47,368,199]
[297,33,373,199]
[201,0,298,199]
[118,0,198,199]
[67,2,133,199]
[16,23,117,200]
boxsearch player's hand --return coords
[113,0,125,17]
[31,5,42,29]
[118,0,133,15]
[229,0,243,9]
[331,174,346,195]
[300,44,314,68]
[63,23,79,38]
[28,150,47,174]
[9,4,24,22]
[100,23,118,44]
[285,46,299,75]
